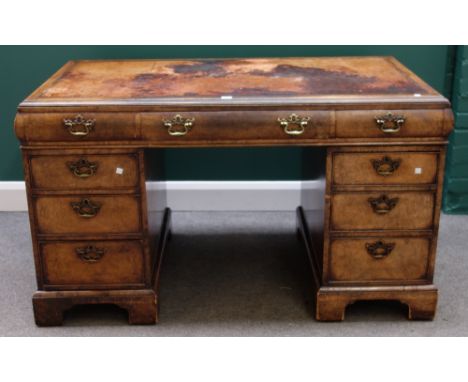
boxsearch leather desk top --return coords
[19,57,449,109]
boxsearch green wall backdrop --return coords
[444,46,468,213]
[0,46,455,183]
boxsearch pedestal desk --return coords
[14,57,453,326]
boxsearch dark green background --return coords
[444,46,468,213]
[4,45,468,212]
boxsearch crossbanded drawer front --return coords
[331,191,434,231]
[40,240,145,289]
[15,112,138,141]
[336,110,446,138]
[332,151,438,186]
[30,154,139,190]
[329,237,430,283]
[140,110,332,141]
[35,195,141,234]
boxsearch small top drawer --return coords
[140,110,333,142]
[15,112,138,142]
[335,109,450,138]
[29,153,140,190]
[332,151,439,186]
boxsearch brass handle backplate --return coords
[371,155,401,176]
[366,240,395,259]
[375,112,405,133]
[70,198,101,218]
[76,245,105,263]
[368,194,399,214]
[67,158,98,178]
[63,114,96,137]
[163,114,195,136]
[278,113,310,135]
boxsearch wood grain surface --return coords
[16,57,453,325]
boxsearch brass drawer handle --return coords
[375,112,405,133]
[63,114,96,137]
[163,114,195,136]
[368,194,399,214]
[366,240,395,259]
[371,155,401,176]
[67,158,98,178]
[76,245,105,263]
[70,198,101,218]
[278,113,310,135]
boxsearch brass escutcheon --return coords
[63,114,96,137]
[368,194,399,214]
[375,112,405,133]
[75,245,105,263]
[365,240,395,259]
[162,114,195,136]
[371,155,401,176]
[70,198,101,218]
[278,113,310,135]
[67,158,98,178]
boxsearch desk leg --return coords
[296,206,438,321]
[315,286,437,321]
[32,290,158,326]
[31,207,172,327]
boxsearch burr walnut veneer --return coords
[15,57,453,325]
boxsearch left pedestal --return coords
[21,147,170,326]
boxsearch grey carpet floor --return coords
[0,211,467,336]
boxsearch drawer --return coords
[329,237,430,283]
[140,110,332,141]
[15,112,138,142]
[331,191,434,231]
[332,151,438,185]
[40,240,145,289]
[35,195,141,234]
[30,154,139,190]
[336,109,446,138]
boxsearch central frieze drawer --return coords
[30,154,140,190]
[140,110,333,141]
[329,237,431,283]
[331,191,434,231]
[332,151,438,185]
[35,195,141,234]
[40,240,145,289]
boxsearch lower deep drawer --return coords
[328,237,431,284]
[40,240,145,289]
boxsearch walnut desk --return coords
[14,57,454,326]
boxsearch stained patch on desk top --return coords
[32,57,435,102]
